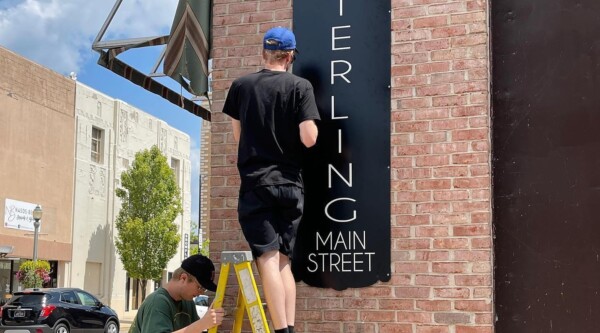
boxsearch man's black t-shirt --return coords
[222,69,320,192]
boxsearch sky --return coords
[0,0,205,223]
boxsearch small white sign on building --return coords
[4,198,40,232]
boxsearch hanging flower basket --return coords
[15,260,51,289]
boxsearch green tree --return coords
[190,238,210,256]
[190,219,199,255]
[115,145,182,300]
[189,219,210,256]
[198,238,210,257]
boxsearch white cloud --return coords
[0,0,177,74]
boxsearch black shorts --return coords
[238,185,304,258]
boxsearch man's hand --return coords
[204,306,225,328]
[177,304,225,333]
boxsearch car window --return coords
[76,291,98,307]
[194,295,209,307]
[61,291,79,304]
[7,294,47,306]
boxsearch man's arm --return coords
[175,306,224,333]
[231,119,241,143]
[299,119,318,148]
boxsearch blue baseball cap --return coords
[263,27,298,52]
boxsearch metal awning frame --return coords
[91,0,211,118]
[92,0,169,77]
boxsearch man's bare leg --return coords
[256,250,288,330]
[279,255,295,327]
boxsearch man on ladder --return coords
[222,26,320,333]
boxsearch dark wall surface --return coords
[492,1,600,332]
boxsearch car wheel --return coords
[105,320,119,333]
[54,323,70,333]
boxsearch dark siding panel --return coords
[492,1,600,332]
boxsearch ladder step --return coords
[222,251,254,264]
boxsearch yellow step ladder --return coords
[209,251,270,333]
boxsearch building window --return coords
[0,260,12,301]
[130,111,139,123]
[171,158,180,185]
[84,262,102,295]
[91,127,104,164]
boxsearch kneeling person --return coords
[129,254,224,333]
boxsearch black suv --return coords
[0,288,119,333]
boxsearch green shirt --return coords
[129,288,200,333]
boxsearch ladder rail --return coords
[209,251,270,333]
[232,289,245,333]
[208,262,231,333]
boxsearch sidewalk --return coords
[119,317,133,332]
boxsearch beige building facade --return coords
[207,1,493,332]
[0,46,194,319]
[0,46,75,295]
[71,82,193,317]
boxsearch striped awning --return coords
[164,0,212,97]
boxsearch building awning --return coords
[164,0,211,97]
[0,245,18,260]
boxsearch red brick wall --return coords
[208,1,493,332]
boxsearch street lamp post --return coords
[32,205,43,263]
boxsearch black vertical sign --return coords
[292,0,391,290]
[184,233,189,258]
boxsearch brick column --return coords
[209,1,493,332]
[390,0,493,332]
